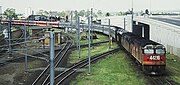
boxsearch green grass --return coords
[69,42,118,64]
[166,54,180,84]
[70,32,109,45]
[52,28,62,32]
[80,33,109,45]
[69,32,146,85]
[69,32,116,64]
[28,59,46,69]
[70,51,146,85]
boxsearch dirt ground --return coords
[0,44,70,85]
[0,57,47,85]
[0,27,66,85]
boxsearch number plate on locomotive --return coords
[150,55,160,60]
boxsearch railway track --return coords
[44,47,120,85]
[70,40,109,49]
[11,26,25,43]
[0,26,24,50]
[31,35,73,85]
[0,39,109,67]
[147,75,175,85]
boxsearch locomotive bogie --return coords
[142,65,166,75]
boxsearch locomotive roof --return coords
[122,32,161,47]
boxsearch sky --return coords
[0,0,180,14]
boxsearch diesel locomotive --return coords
[116,28,166,75]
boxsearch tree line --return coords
[3,8,178,20]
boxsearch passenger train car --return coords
[1,15,68,28]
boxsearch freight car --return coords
[116,29,166,75]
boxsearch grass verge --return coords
[80,33,108,45]
[70,51,146,85]
[69,42,118,64]
[70,32,109,45]
[166,54,180,84]
[69,32,146,85]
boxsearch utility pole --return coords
[149,0,152,16]
[88,16,91,75]
[70,11,73,31]
[32,10,34,15]
[124,18,126,30]
[24,24,28,71]
[0,6,2,24]
[8,17,12,58]
[108,19,111,49]
[77,16,81,58]
[76,16,81,58]
[90,8,93,44]
[131,0,134,31]
[50,31,55,85]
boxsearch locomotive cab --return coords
[142,45,166,75]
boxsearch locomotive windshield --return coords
[144,49,154,54]
[155,45,165,54]
[143,45,165,54]
[143,45,154,54]
[156,49,165,54]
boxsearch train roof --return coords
[117,28,128,35]
[122,32,161,47]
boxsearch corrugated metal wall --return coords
[135,17,180,56]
